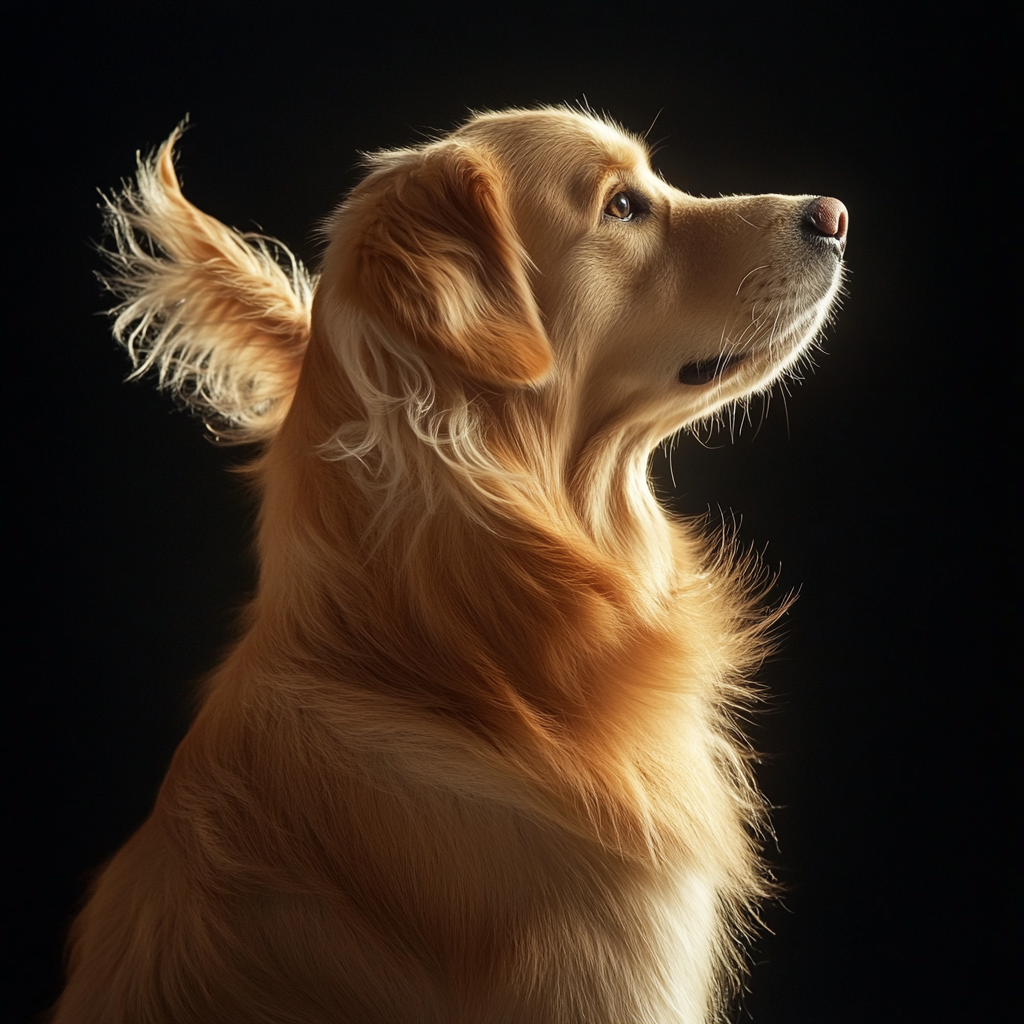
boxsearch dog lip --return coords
[812,233,846,259]
[677,354,750,386]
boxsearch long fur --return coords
[100,122,315,441]
[55,107,845,1023]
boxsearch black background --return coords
[6,3,1012,1022]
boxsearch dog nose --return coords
[802,196,848,249]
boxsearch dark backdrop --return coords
[6,3,1011,1022]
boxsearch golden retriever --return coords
[55,107,847,1023]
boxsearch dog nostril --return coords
[802,196,849,244]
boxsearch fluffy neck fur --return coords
[244,300,771,874]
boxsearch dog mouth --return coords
[677,354,750,386]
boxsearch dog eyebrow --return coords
[560,155,650,212]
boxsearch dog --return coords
[54,107,846,1023]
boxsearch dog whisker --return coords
[734,264,770,296]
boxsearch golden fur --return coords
[55,107,845,1023]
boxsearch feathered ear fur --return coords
[329,143,553,387]
[100,125,315,442]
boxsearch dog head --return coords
[311,107,846,471]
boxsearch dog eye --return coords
[604,192,635,221]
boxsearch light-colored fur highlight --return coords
[56,107,845,1023]
[101,123,316,441]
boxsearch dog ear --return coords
[336,144,553,387]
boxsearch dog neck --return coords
[215,318,772,864]
[247,324,696,692]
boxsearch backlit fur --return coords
[55,107,844,1023]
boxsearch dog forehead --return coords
[455,108,649,197]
